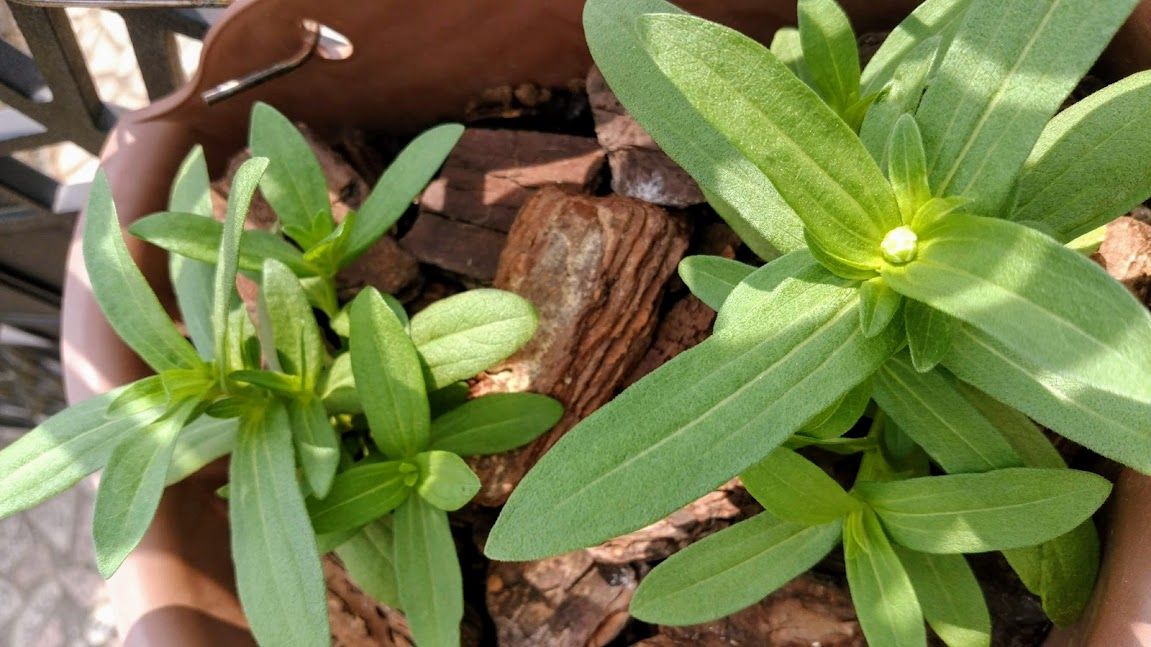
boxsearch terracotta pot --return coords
[59,1,1151,644]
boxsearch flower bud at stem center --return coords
[881,226,918,265]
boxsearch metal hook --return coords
[200,18,320,105]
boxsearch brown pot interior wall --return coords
[58,0,1151,645]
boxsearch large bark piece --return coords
[587,66,705,208]
[468,186,689,506]
[635,574,863,647]
[486,550,637,647]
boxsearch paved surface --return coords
[1,5,200,645]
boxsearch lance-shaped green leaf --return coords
[93,398,198,578]
[351,288,430,457]
[164,415,238,486]
[130,213,315,276]
[915,0,1139,214]
[945,324,1151,472]
[638,12,900,271]
[859,277,902,338]
[214,157,269,383]
[799,380,871,440]
[106,374,167,419]
[856,468,1111,553]
[307,461,410,535]
[429,393,562,457]
[1004,523,1100,627]
[167,145,216,359]
[335,518,401,609]
[0,387,158,519]
[320,352,358,414]
[486,261,902,560]
[860,35,942,166]
[1011,71,1151,241]
[288,398,339,499]
[770,27,806,82]
[887,115,932,222]
[343,123,464,262]
[797,0,860,118]
[394,495,462,647]
[414,450,480,511]
[903,299,955,372]
[84,171,201,372]
[860,0,970,96]
[741,448,860,525]
[249,102,331,244]
[231,401,328,647]
[584,0,803,257]
[631,513,840,625]
[409,289,537,391]
[844,509,925,647]
[882,214,1151,467]
[678,255,756,312]
[259,259,325,391]
[873,356,1019,474]
[894,546,991,647]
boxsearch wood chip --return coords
[587,66,705,208]
[467,186,689,505]
[1097,210,1151,305]
[486,550,637,647]
[399,212,507,282]
[418,128,605,232]
[635,574,862,647]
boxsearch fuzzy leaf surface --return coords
[639,12,899,269]
[678,255,756,312]
[429,393,562,457]
[394,495,462,647]
[630,513,840,625]
[335,518,400,608]
[741,448,860,525]
[167,145,216,358]
[307,461,410,535]
[130,213,314,275]
[844,509,925,647]
[895,546,990,647]
[249,102,331,241]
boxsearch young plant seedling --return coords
[0,107,562,647]
[488,0,1151,643]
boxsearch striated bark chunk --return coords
[468,186,689,505]
[1097,210,1151,306]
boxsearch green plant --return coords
[0,104,562,647]
[487,0,1151,644]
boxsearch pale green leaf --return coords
[856,468,1111,553]
[769,27,806,82]
[584,0,804,255]
[1003,522,1099,627]
[249,102,331,243]
[883,214,1151,470]
[94,398,198,578]
[872,355,1019,473]
[638,12,899,270]
[335,518,401,609]
[129,212,315,275]
[230,402,328,647]
[799,380,871,440]
[214,157,269,382]
[394,495,462,647]
[164,415,238,486]
[894,546,991,647]
[903,298,956,372]
[844,509,925,647]
[740,447,861,525]
[797,0,861,118]
[350,288,430,458]
[859,277,902,338]
[106,374,167,419]
[0,387,157,519]
[259,259,325,391]
[84,170,201,372]
[429,392,562,456]
[678,255,756,312]
[860,0,970,96]
[916,0,1139,214]
[1011,70,1151,241]
[860,35,942,166]
[167,145,216,359]
[414,450,480,511]
[344,123,464,262]
[287,398,339,499]
[409,289,537,390]
[320,352,358,415]
[630,513,840,625]
[486,261,902,560]
[306,461,410,535]
[887,114,932,222]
